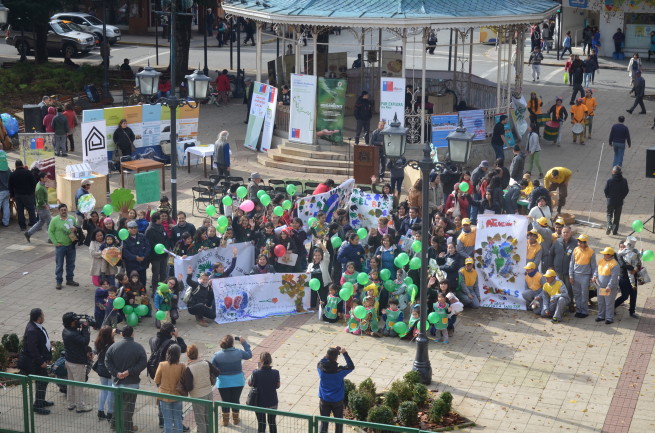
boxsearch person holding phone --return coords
[211,335,252,426]
[317,346,355,433]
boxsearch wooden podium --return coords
[353,145,379,184]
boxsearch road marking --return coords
[544,68,561,82]
[480,66,499,79]
[132,51,169,65]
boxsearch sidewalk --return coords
[116,31,278,49]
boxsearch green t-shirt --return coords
[48,215,77,246]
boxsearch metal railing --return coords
[0,372,450,433]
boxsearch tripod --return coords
[629,197,655,236]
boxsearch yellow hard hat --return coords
[600,247,615,255]
[544,269,557,278]
[577,234,589,242]
[555,218,565,226]
[537,217,549,227]
[528,229,539,235]
[465,257,474,265]
[524,262,537,270]
[461,218,471,225]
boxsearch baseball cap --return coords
[465,257,474,265]
[127,221,138,228]
[480,160,489,168]
[577,234,589,242]
[524,262,536,270]
[537,217,549,227]
[600,247,615,255]
[81,179,94,186]
[251,172,262,180]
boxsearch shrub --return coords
[367,405,394,427]
[344,379,356,405]
[0,345,8,371]
[389,380,413,402]
[383,390,400,413]
[358,377,377,402]
[428,399,448,424]
[2,334,20,353]
[51,341,64,362]
[397,401,419,427]
[413,383,429,406]
[440,391,453,413]
[348,390,373,420]
[403,370,422,385]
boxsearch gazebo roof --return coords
[222,0,559,28]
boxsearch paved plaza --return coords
[0,56,654,433]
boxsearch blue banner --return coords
[430,114,458,148]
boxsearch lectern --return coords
[353,145,379,185]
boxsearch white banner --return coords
[288,74,317,144]
[379,77,405,126]
[295,179,355,226]
[474,215,529,310]
[81,120,109,175]
[212,273,311,324]
[261,86,278,153]
[244,82,271,151]
[348,188,394,229]
[173,242,256,283]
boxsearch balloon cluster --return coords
[111,297,150,326]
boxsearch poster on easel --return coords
[288,74,317,145]
[316,78,347,143]
[261,86,278,153]
[244,82,272,151]
[20,133,56,190]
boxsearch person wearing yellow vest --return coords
[522,262,545,310]
[458,258,480,308]
[538,269,570,323]
[456,218,476,258]
[544,167,572,214]
[583,89,597,139]
[526,230,542,266]
[570,98,589,144]
[593,247,620,324]
[569,234,597,318]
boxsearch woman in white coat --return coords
[307,241,332,311]
[627,53,642,86]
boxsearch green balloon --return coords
[342,282,354,292]
[394,256,404,268]
[409,257,422,270]
[126,313,139,327]
[308,217,317,227]
[123,305,134,315]
[118,228,129,240]
[205,205,217,216]
[632,220,644,233]
[112,297,125,310]
[356,228,368,240]
[356,272,369,286]
[309,278,321,291]
[331,236,343,249]
[353,305,367,319]
[222,196,233,206]
[273,206,284,216]
[428,312,439,324]
[135,304,149,317]
[236,186,248,199]
[217,225,227,234]
[393,322,408,335]
[217,215,229,227]
[282,200,293,210]
[286,184,297,195]
[403,276,414,286]
[154,243,166,254]
[380,268,391,281]
[412,241,422,253]
[155,310,166,321]
[408,284,418,299]
[339,288,352,301]
[257,189,267,199]
[384,279,396,292]
[642,250,654,262]
[397,252,410,266]
[459,182,470,193]
[102,204,114,215]
[260,194,271,207]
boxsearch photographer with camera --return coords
[62,312,92,413]
[317,346,355,433]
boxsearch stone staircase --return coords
[257,139,354,176]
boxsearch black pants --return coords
[310,283,328,309]
[628,96,646,113]
[256,409,277,433]
[606,203,623,233]
[188,303,216,320]
[33,366,49,406]
[67,134,75,150]
[570,84,585,104]
[355,119,370,144]
[319,399,344,433]
[14,193,37,229]
[218,386,244,413]
[150,259,168,291]
[615,276,637,314]
[244,33,255,45]
[112,390,138,432]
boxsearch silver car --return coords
[51,12,121,44]
[5,20,96,58]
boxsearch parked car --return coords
[51,12,121,44]
[5,20,96,58]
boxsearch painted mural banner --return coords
[316,78,347,143]
[173,242,256,283]
[348,188,394,229]
[295,179,355,226]
[20,133,56,189]
[288,74,317,144]
[474,214,529,310]
[458,109,487,141]
[212,273,311,324]
[379,77,405,126]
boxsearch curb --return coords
[116,37,278,48]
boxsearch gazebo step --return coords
[278,144,349,161]
[257,153,352,175]
[272,147,351,165]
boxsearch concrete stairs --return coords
[257,139,354,176]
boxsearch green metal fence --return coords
[0,372,443,433]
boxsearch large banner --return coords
[81,120,109,175]
[20,133,56,189]
[458,110,486,141]
[244,82,272,151]
[295,179,355,226]
[379,77,405,126]
[348,188,394,229]
[173,242,256,284]
[316,78,347,143]
[261,86,278,152]
[430,114,458,149]
[289,74,317,144]
[212,273,310,324]
[474,215,529,310]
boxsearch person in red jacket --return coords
[63,103,78,152]
[313,179,335,195]
[215,69,231,105]
[43,107,56,133]
[444,183,471,219]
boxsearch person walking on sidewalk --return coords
[613,28,625,55]
[8,159,37,230]
[626,71,646,114]
[561,31,572,57]
[25,172,51,243]
[608,116,631,167]
[615,237,641,318]
[604,165,629,235]
[583,89,597,139]
[525,124,543,178]
[490,115,508,160]
[317,346,355,433]
[569,58,585,105]
[528,48,544,82]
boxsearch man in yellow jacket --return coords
[544,167,572,213]
[583,89,597,139]
[570,98,589,144]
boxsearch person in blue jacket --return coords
[121,220,151,287]
[337,232,365,272]
[317,346,355,433]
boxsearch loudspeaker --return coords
[22,104,42,133]
[647,147,655,178]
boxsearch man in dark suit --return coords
[20,308,53,415]
[399,206,422,237]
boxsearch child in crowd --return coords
[381,299,404,337]
[104,287,119,328]
[205,226,220,248]
[433,293,450,344]
[158,195,172,214]
[210,247,238,279]
[89,230,105,287]
[321,284,342,323]
[131,270,151,317]
[340,261,359,316]
[361,296,380,337]
[446,292,463,337]
[135,210,149,233]
[94,279,110,329]
[220,227,235,247]
[98,233,120,286]
[392,269,408,310]
[154,279,175,327]
[402,305,421,340]
[345,299,361,335]
[121,270,141,306]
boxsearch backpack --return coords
[182,284,200,304]
[146,337,171,379]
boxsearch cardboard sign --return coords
[134,170,161,204]
[102,247,122,267]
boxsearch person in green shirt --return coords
[25,172,52,243]
[48,203,79,290]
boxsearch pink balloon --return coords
[239,199,255,212]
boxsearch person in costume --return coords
[381,299,404,337]
[582,89,597,139]
[593,247,620,324]
[522,262,545,309]
[445,292,463,337]
[458,258,480,308]
[360,296,380,337]
[321,284,342,323]
[432,293,450,343]
[344,299,362,335]
[154,280,175,325]
[391,269,408,310]
[401,306,421,340]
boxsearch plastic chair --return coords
[191,186,212,216]
[228,176,244,184]
[286,180,303,188]
[304,181,320,189]
[269,179,285,187]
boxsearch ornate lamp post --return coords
[445,120,474,165]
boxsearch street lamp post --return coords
[445,120,474,165]
[202,7,208,76]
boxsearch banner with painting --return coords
[288,74,317,144]
[348,188,394,229]
[458,109,487,141]
[474,214,529,310]
[173,242,256,286]
[430,114,458,149]
[379,77,405,126]
[244,82,275,151]
[316,78,347,143]
[19,133,56,189]
[212,273,310,324]
[295,179,355,226]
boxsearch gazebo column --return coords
[312,28,319,75]
[506,26,513,110]
[402,28,407,78]
[420,27,427,145]
[256,22,263,82]
[496,26,503,114]
[294,28,302,74]
[468,27,473,106]
[360,28,365,91]
[514,25,525,92]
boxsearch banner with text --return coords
[458,109,487,141]
[379,77,405,126]
[348,188,394,229]
[81,120,109,175]
[173,242,256,285]
[295,179,355,226]
[244,82,271,151]
[430,114,458,149]
[474,214,529,310]
[261,86,278,152]
[316,78,347,143]
[289,74,317,144]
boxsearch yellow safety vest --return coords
[543,280,563,297]
[573,247,594,265]
[459,267,477,286]
[458,227,476,247]
[597,258,618,276]
[526,273,543,291]
[527,243,541,261]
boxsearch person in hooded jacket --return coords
[603,165,629,235]
[317,346,355,433]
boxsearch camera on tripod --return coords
[63,312,97,330]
